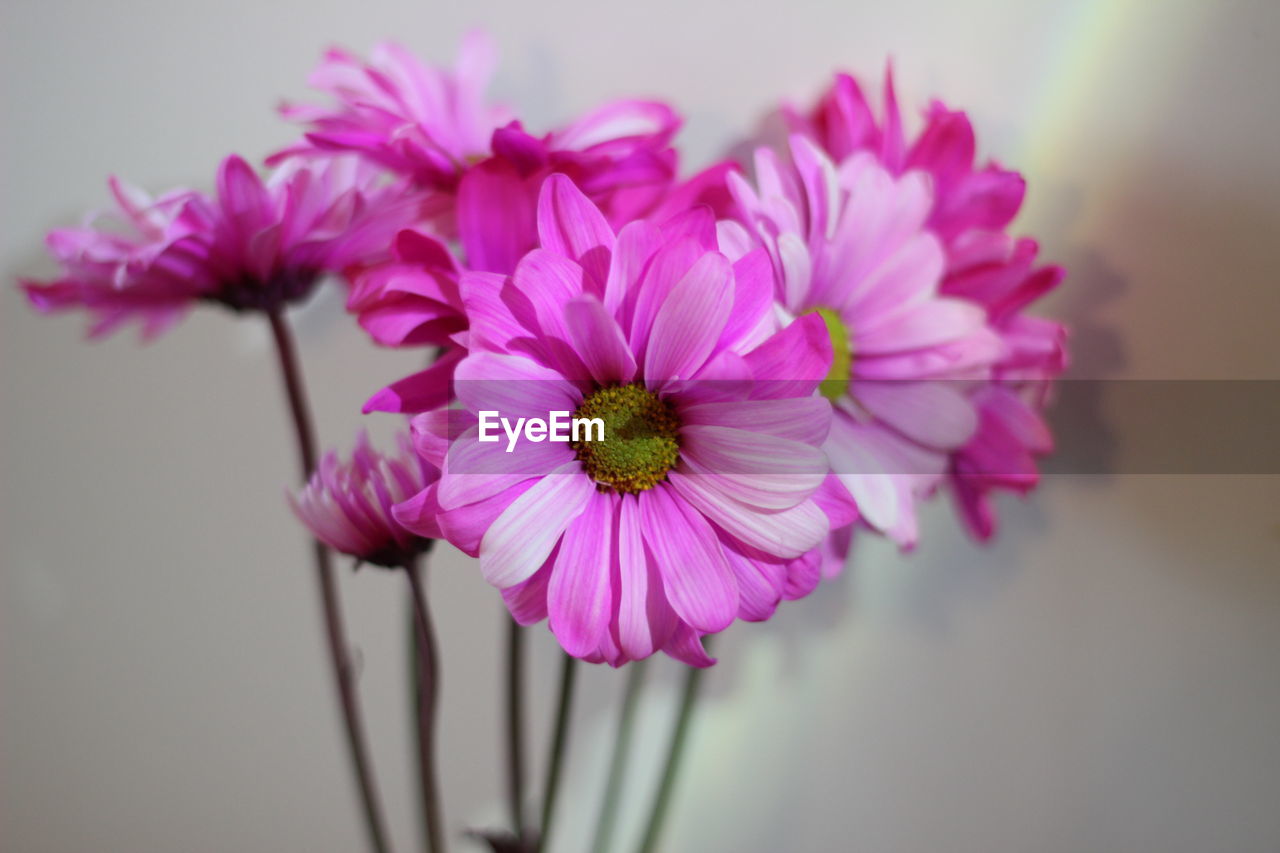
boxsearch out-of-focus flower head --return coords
[290,430,440,567]
[22,154,421,338]
[274,32,681,273]
[785,69,1068,541]
[722,136,1001,555]
[394,175,851,666]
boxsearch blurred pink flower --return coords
[290,430,439,566]
[22,155,420,338]
[722,136,1000,552]
[943,231,1067,538]
[21,178,211,339]
[275,32,680,271]
[395,175,844,666]
[788,70,1068,540]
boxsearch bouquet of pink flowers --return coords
[22,31,1066,853]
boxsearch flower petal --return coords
[668,471,828,559]
[638,486,737,633]
[644,253,733,382]
[480,462,594,587]
[565,295,637,385]
[536,174,615,286]
[548,492,615,656]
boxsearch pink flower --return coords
[22,154,420,338]
[394,174,845,666]
[721,136,1000,551]
[276,33,680,272]
[290,430,439,567]
[788,70,1068,540]
[21,178,212,339]
[275,33,509,192]
[943,231,1067,539]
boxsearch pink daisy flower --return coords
[290,430,440,567]
[787,70,1068,540]
[394,174,847,666]
[22,154,420,337]
[275,32,680,272]
[21,178,212,339]
[721,136,1000,551]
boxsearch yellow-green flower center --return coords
[572,382,681,494]
[810,307,853,401]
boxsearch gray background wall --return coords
[3,1,1279,851]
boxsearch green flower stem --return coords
[590,660,649,853]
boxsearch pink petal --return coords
[603,220,663,315]
[437,480,534,557]
[392,486,443,539]
[458,159,538,274]
[680,425,828,508]
[644,253,733,382]
[480,462,594,587]
[855,381,978,450]
[536,174,615,286]
[638,487,738,633]
[439,425,574,509]
[722,546,785,622]
[680,397,832,446]
[667,471,828,559]
[363,347,464,413]
[503,561,552,626]
[615,496,675,660]
[565,295,637,384]
[662,624,716,668]
[453,351,581,420]
[552,99,678,150]
[857,299,987,355]
[742,312,833,399]
[624,237,704,350]
[548,492,615,656]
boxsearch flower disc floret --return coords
[810,307,852,401]
[572,382,680,494]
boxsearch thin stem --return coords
[635,641,713,853]
[590,660,649,853]
[506,618,528,840]
[406,556,446,853]
[536,653,579,853]
[267,308,391,853]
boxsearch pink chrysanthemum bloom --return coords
[290,431,440,567]
[721,136,1000,553]
[21,178,212,339]
[275,32,680,272]
[394,175,848,666]
[787,71,1067,540]
[22,155,420,337]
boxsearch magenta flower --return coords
[787,70,1068,540]
[23,155,420,337]
[290,431,439,567]
[276,32,680,272]
[394,175,844,666]
[943,232,1066,538]
[722,137,1000,551]
[21,178,212,339]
